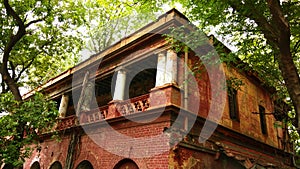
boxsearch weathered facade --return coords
[21,9,295,169]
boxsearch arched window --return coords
[75,160,94,169]
[2,163,13,169]
[113,159,139,169]
[49,161,62,169]
[30,162,40,169]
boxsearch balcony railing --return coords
[56,94,150,128]
[82,105,109,124]
[118,93,150,116]
[56,115,77,130]
[81,93,150,124]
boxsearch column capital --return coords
[154,49,167,55]
[115,66,129,73]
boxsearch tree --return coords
[0,0,84,167]
[170,0,300,130]
[82,0,159,54]
[0,92,58,167]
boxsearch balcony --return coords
[55,93,151,130]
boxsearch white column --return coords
[165,49,178,84]
[113,69,127,100]
[58,94,69,117]
[155,52,166,87]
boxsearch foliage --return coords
[159,0,300,153]
[175,0,300,123]
[0,92,58,167]
[82,0,159,54]
[0,0,84,90]
[0,0,85,167]
[226,77,244,91]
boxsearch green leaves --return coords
[1,0,84,90]
[0,92,58,167]
[0,0,86,167]
[82,0,158,53]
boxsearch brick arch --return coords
[73,150,98,169]
[30,161,41,169]
[113,159,139,169]
[49,161,63,169]
[75,160,93,169]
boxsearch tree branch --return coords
[25,18,46,28]
[266,0,289,31]
[2,0,26,101]
[228,0,279,48]
[293,40,300,54]
[15,58,35,83]
[3,0,25,29]
[9,61,16,80]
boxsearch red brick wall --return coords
[25,111,172,169]
[184,52,280,148]
[168,146,244,169]
[222,65,279,147]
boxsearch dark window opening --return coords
[127,55,157,99]
[259,105,267,135]
[95,75,114,108]
[49,161,62,169]
[3,164,14,169]
[129,68,156,98]
[228,88,239,121]
[113,159,139,169]
[30,161,41,169]
[66,88,81,116]
[76,160,94,169]
[52,97,61,110]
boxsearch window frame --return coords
[227,87,239,121]
[259,105,268,135]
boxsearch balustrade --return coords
[56,115,76,130]
[118,94,150,116]
[56,93,151,127]
[80,93,150,124]
[83,105,109,123]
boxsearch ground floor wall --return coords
[24,112,171,169]
[168,145,245,169]
[23,109,294,169]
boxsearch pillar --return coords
[150,49,181,108]
[58,94,69,117]
[155,50,178,87]
[165,49,178,84]
[113,68,127,100]
[155,52,166,87]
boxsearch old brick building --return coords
[21,9,295,169]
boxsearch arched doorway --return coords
[30,161,40,169]
[49,161,62,169]
[113,159,139,169]
[75,160,93,169]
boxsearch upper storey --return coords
[24,9,288,151]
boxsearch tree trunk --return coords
[277,44,300,130]
[265,0,300,131]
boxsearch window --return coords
[30,162,41,169]
[49,161,62,169]
[113,159,139,169]
[76,160,94,169]
[259,105,267,134]
[228,88,239,120]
